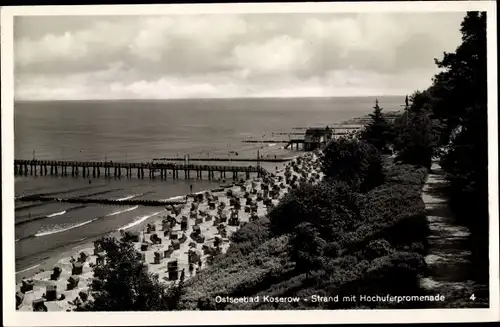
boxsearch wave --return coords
[106,205,139,217]
[34,218,98,237]
[15,204,87,226]
[163,195,185,201]
[16,264,41,274]
[116,194,142,201]
[268,143,277,147]
[118,210,165,231]
[46,210,67,218]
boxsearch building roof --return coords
[305,127,332,136]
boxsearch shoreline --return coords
[15,150,319,311]
[14,155,295,274]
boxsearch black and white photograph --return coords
[2,1,498,325]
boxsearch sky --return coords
[14,12,466,100]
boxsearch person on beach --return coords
[189,263,194,276]
[190,184,193,193]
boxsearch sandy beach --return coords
[15,150,324,312]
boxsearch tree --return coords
[77,237,183,311]
[429,11,488,283]
[393,94,438,169]
[360,99,395,153]
[321,137,385,192]
[290,222,326,277]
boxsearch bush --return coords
[384,164,428,186]
[290,222,326,274]
[229,217,271,255]
[268,180,362,240]
[180,235,292,310]
[321,137,385,192]
[364,239,393,261]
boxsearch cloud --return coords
[13,12,465,100]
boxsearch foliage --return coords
[360,99,396,153]
[384,164,428,186]
[268,180,363,240]
[182,163,430,310]
[321,137,385,192]
[394,99,438,169]
[179,235,292,310]
[227,217,272,255]
[290,222,326,274]
[430,11,488,282]
[77,237,183,311]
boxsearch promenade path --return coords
[419,162,488,307]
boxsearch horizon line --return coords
[14,94,408,102]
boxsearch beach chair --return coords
[193,234,205,244]
[188,249,201,264]
[79,291,89,302]
[179,233,188,244]
[163,247,173,259]
[153,252,161,264]
[16,291,24,309]
[71,262,83,275]
[50,267,62,281]
[96,252,106,266]
[195,217,203,225]
[180,218,188,231]
[78,252,89,263]
[167,260,179,281]
[32,298,47,312]
[140,243,149,251]
[93,243,103,255]
[191,203,199,212]
[172,240,181,250]
[150,233,162,245]
[214,236,222,248]
[45,284,57,301]
[202,244,211,255]
[162,220,170,232]
[66,276,80,291]
[21,279,35,293]
[192,225,201,235]
[170,232,178,240]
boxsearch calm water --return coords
[13,96,404,273]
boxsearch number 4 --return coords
[470,294,476,301]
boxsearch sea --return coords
[13,96,404,276]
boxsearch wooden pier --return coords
[14,159,268,180]
[152,157,290,163]
[285,139,305,150]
